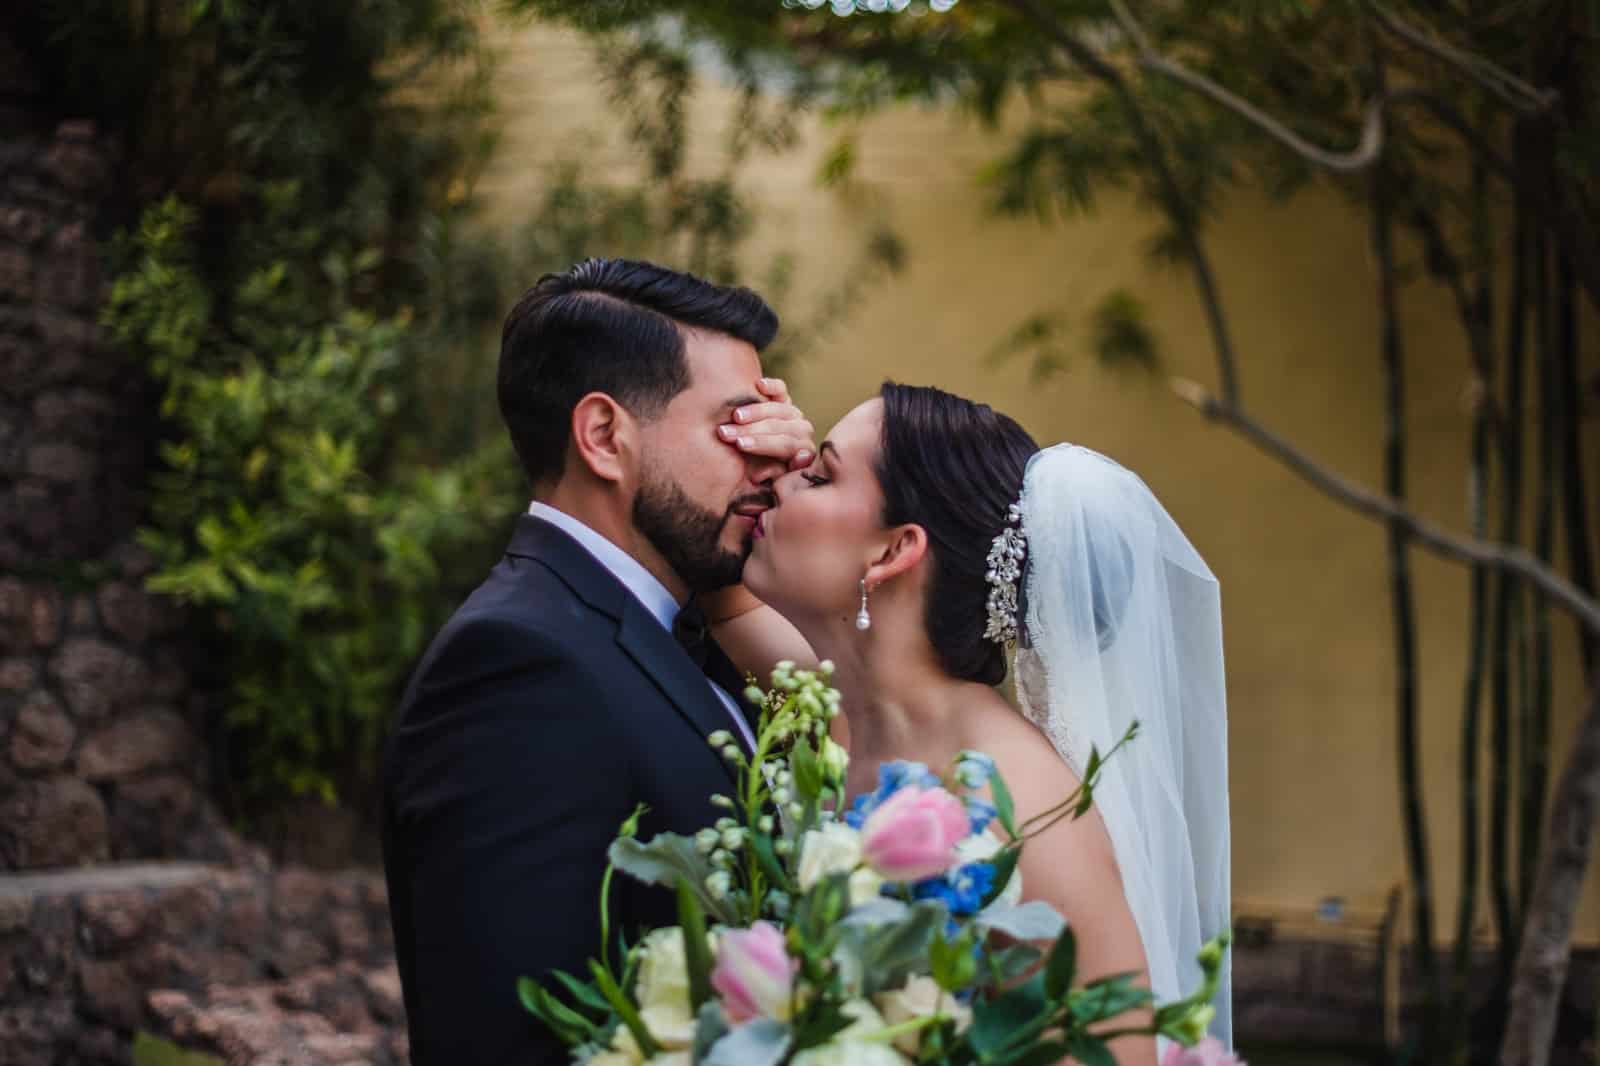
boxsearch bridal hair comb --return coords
[983,501,1027,645]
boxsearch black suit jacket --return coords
[381,515,754,1065]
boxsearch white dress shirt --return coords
[527,502,758,751]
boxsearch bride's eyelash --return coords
[800,472,830,487]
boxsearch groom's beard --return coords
[633,470,761,593]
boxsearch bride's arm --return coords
[994,737,1158,1066]
[700,584,820,679]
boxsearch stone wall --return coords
[0,862,405,1066]
[0,113,234,873]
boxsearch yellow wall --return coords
[478,22,1600,943]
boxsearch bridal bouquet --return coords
[520,662,1230,1066]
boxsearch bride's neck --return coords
[805,612,963,755]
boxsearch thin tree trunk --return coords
[1449,148,1495,1065]
[1499,682,1600,1066]
[1556,252,1597,673]
[1491,191,1531,981]
[1520,236,1557,912]
[1370,43,1439,1051]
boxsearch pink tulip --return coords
[860,785,970,882]
[1161,1037,1246,1066]
[711,922,797,1025]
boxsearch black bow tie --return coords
[672,603,710,669]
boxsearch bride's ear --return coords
[865,524,927,587]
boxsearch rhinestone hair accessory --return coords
[984,501,1027,645]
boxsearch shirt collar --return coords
[527,501,682,632]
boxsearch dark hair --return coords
[875,382,1041,686]
[498,258,779,486]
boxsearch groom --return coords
[381,259,814,1066]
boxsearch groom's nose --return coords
[744,452,787,488]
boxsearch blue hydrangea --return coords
[907,861,996,918]
[964,798,997,836]
[844,760,944,829]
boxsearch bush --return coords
[104,192,515,808]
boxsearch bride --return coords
[705,381,1232,1064]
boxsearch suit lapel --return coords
[615,601,747,782]
[507,514,743,784]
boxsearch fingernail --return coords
[733,408,747,423]
[759,377,775,388]
[795,451,813,466]
[737,437,751,449]
[719,425,738,440]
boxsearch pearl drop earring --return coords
[856,578,871,631]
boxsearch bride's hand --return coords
[720,376,816,470]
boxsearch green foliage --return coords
[104,194,512,808]
[131,1032,224,1066]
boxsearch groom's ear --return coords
[569,391,634,485]
[867,524,928,586]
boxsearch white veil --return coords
[1011,444,1232,1047]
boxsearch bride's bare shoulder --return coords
[959,696,1087,813]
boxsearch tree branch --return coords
[1367,2,1560,113]
[999,0,1242,405]
[1500,682,1600,1066]
[1109,0,1387,173]
[1169,379,1600,637]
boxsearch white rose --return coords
[644,1053,693,1066]
[875,975,972,1054]
[798,822,863,891]
[956,828,1023,906]
[594,1027,644,1066]
[791,1001,911,1066]
[848,867,885,907]
[634,927,699,1049]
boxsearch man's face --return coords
[632,329,784,593]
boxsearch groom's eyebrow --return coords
[722,394,763,412]
[819,442,839,461]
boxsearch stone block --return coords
[272,869,330,926]
[111,775,200,859]
[0,999,76,1066]
[96,582,158,644]
[153,880,223,942]
[8,691,75,771]
[43,123,110,194]
[0,659,36,693]
[78,708,191,781]
[26,585,61,648]
[79,958,143,1029]
[0,206,47,247]
[37,222,99,310]
[48,638,150,720]
[0,775,108,868]
[0,247,32,304]
[78,889,151,953]
[24,441,95,484]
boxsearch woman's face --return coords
[742,398,888,623]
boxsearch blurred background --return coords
[0,2,1596,1065]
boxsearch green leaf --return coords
[517,977,597,1043]
[1044,925,1078,1000]
[1008,1040,1074,1066]
[675,879,714,1012]
[608,835,737,924]
[990,768,1018,838]
[751,831,793,894]
[976,900,1067,942]
[980,845,1021,908]
[1066,1036,1118,1066]
[589,959,660,1058]
[549,969,611,1016]
[833,900,947,997]
[967,974,1049,1056]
